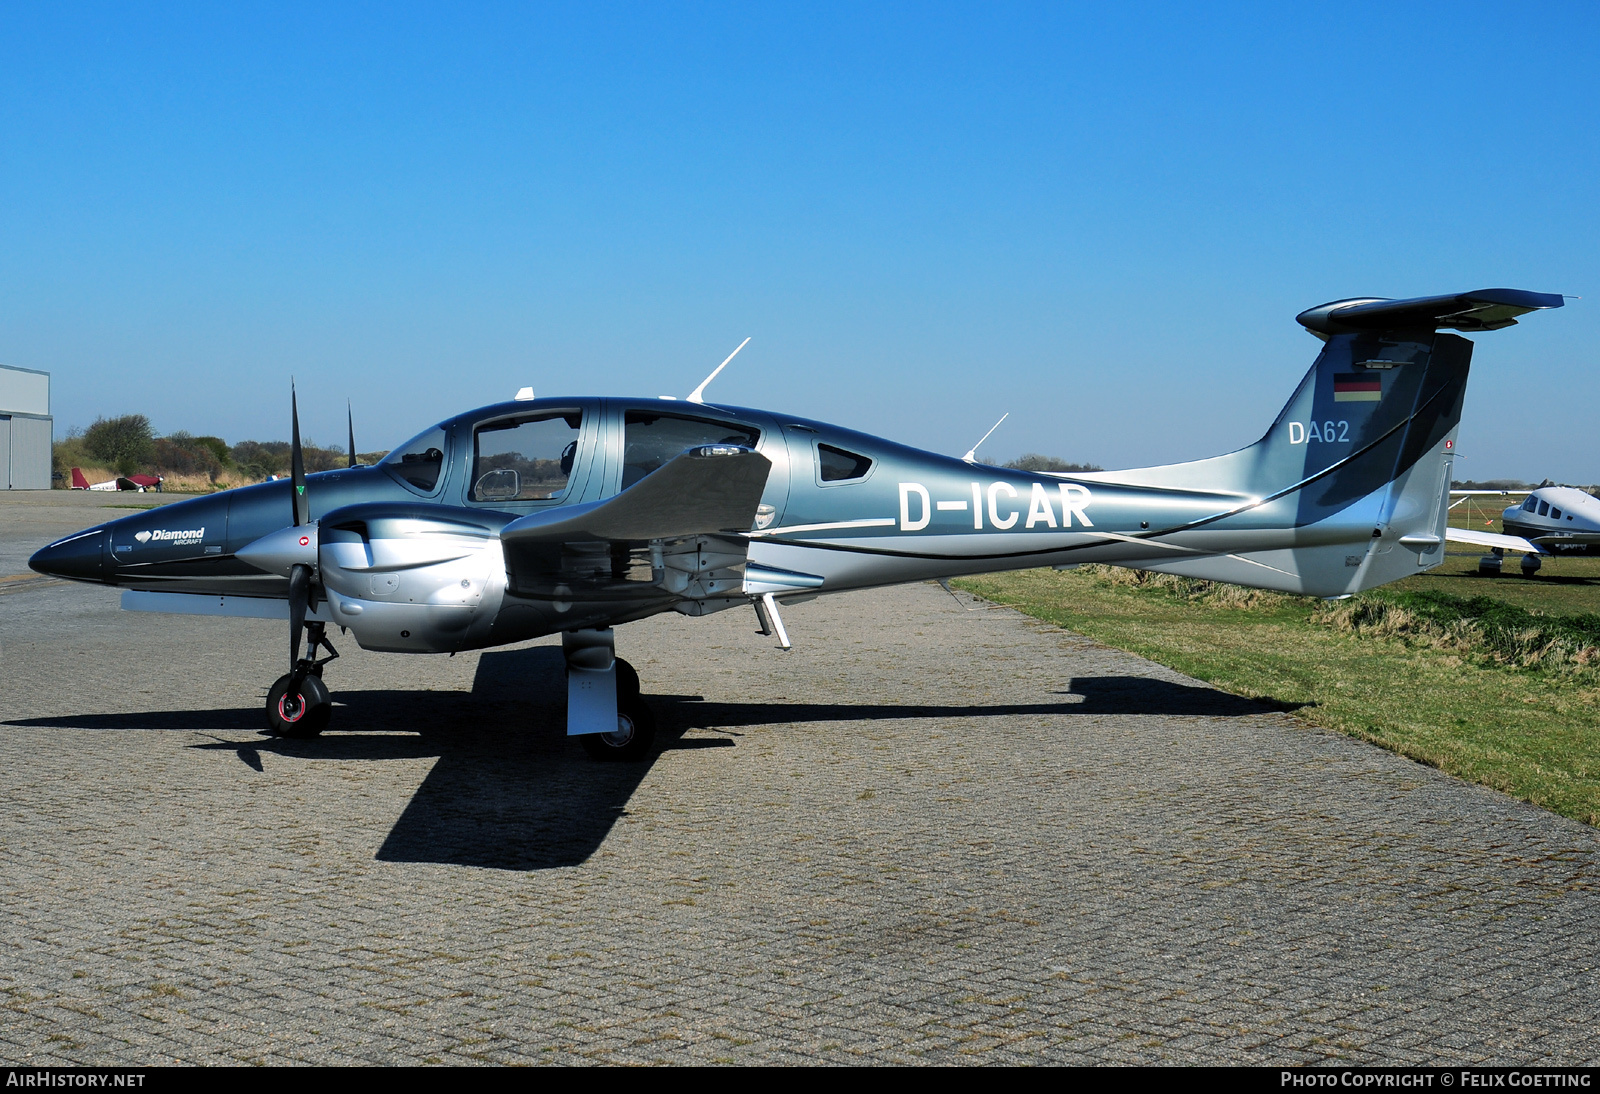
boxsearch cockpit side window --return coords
[471,411,582,502]
[380,425,448,493]
[1539,500,1550,516]
[817,443,873,483]
[622,411,760,490]
[1524,495,1539,511]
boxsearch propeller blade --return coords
[347,400,357,469]
[291,380,309,527]
[288,563,310,669]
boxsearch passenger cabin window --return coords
[622,412,760,490]
[1552,508,1563,520]
[817,443,872,482]
[472,411,582,502]
[1539,500,1551,516]
[380,425,448,493]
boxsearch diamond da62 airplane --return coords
[30,288,1563,759]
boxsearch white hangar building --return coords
[0,365,53,490]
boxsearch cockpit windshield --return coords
[380,425,448,493]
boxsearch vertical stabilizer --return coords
[1084,289,1561,596]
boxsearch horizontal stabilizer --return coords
[1445,527,1538,554]
[502,445,771,547]
[1297,289,1563,336]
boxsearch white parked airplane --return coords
[70,467,164,492]
[1445,485,1600,575]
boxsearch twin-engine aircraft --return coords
[31,288,1564,759]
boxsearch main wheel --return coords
[267,672,332,738]
[580,693,656,762]
[614,657,641,701]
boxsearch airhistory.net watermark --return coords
[5,1075,145,1088]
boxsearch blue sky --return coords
[2,2,1595,480]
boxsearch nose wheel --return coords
[266,620,339,737]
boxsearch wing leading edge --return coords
[1446,527,1538,554]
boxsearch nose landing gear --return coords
[266,620,340,737]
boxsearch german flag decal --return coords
[1333,373,1382,402]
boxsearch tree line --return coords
[54,414,1105,488]
[53,414,388,484]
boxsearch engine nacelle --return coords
[315,504,509,653]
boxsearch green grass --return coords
[1392,550,1600,616]
[955,566,1600,827]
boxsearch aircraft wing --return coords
[500,445,771,591]
[1445,527,1538,554]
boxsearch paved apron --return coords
[2,493,1597,1064]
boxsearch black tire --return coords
[267,672,332,738]
[614,657,641,700]
[580,693,656,762]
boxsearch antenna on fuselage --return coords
[962,412,1009,464]
[687,337,751,404]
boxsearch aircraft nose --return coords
[29,527,109,583]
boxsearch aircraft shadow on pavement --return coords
[651,674,1309,729]
[6,659,1304,871]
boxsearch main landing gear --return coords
[564,628,655,762]
[579,659,655,762]
[266,620,340,738]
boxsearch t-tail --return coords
[1080,288,1564,596]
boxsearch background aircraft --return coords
[31,288,1564,759]
[69,467,164,492]
[1447,485,1600,575]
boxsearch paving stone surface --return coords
[2,492,1598,1064]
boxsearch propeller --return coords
[288,561,310,668]
[347,400,357,469]
[291,380,309,527]
[288,380,312,673]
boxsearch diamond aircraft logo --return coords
[135,527,205,546]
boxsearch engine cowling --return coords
[315,504,509,653]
